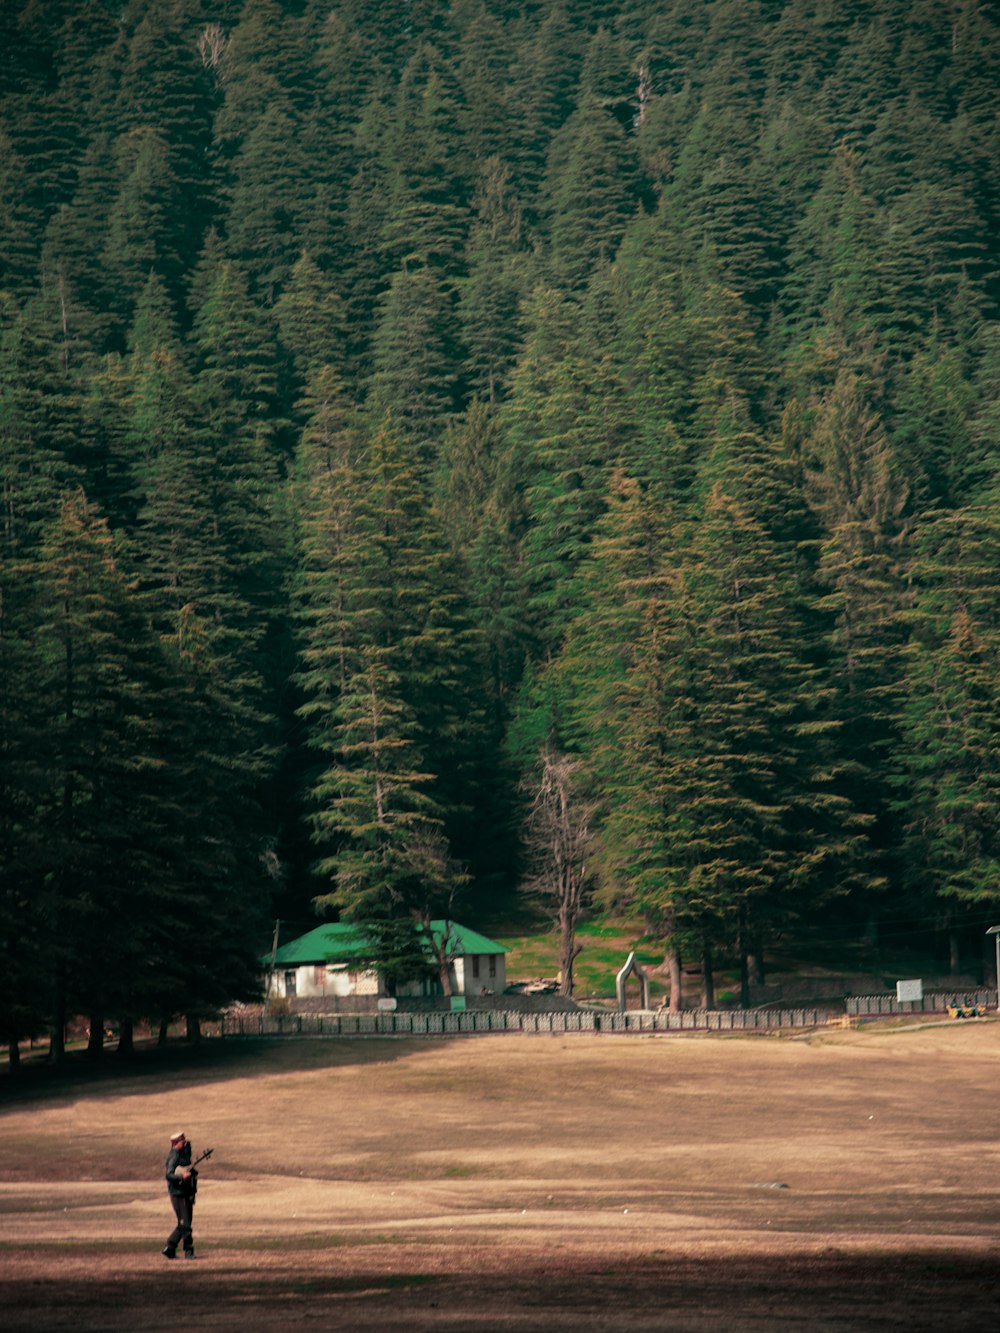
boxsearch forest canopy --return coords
[1,0,998,1047]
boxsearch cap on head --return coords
[169,1130,186,1144]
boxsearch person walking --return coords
[162,1130,198,1259]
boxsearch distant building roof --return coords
[269,920,508,968]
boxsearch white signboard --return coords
[377,997,398,1012]
[896,979,923,1003]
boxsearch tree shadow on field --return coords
[0,1251,997,1332]
[0,1036,439,1110]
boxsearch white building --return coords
[266,920,508,1001]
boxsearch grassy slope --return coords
[487,914,984,1006]
[491,917,723,1004]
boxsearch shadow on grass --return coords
[0,1035,445,1109]
[0,1252,996,1332]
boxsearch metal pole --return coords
[987,927,1000,1013]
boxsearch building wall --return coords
[455,953,506,996]
[269,964,380,1000]
[267,953,507,1000]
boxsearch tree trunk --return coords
[49,972,66,1065]
[87,1013,104,1058]
[559,934,583,998]
[751,950,766,986]
[739,946,751,1008]
[700,940,715,1010]
[49,1023,65,1064]
[738,904,751,1007]
[558,877,584,997]
[949,930,960,975]
[185,1015,201,1043]
[8,1038,20,1073]
[665,946,683,1012]
[117,1018,135,1057]
[158,1018,170,1046]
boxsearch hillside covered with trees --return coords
[2,0,998,1052]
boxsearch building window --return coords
[489,955,497,978]
[472,955,480,979]
[283,970,297,998]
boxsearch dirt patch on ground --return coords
[1,1026,998,1330]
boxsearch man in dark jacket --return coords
[163,1130,197,1258]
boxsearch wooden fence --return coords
[846,989,997,1017]
[220,1005,827,1038]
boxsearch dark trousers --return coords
[166,1194,194,1252]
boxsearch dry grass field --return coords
[1,1023,999,1331]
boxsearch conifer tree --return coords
[899,496,1000,933]
[295,400,470,959]
[123,293,276,1028]
[274,252,348,400]
[365,412,486,867]
[543,93,641,292]
[892,346,979,509]
[458,158,531,404]
[104,127,186,321]
[37,132,121,355]
[610,206,694,495]
[0,130,40,299]
[792,365,913,931]
[32,490,178,1056]
[297,10,366,269]
[190,255,286,628]
[309,643,456,934]
[113,3,218,280]
[379,42,470,273]
[503,285,622,653]
[453,3,515,165]
[212,0,312,155]
[432,398,526,881]
[507,4,582,209]
[226,104,307,304]
[368,265,460,455]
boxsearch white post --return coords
[987,927,1000,1012]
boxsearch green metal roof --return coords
[268,920,508,968]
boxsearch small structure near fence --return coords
[616,952,651,1011]
[220,1005,827,1039]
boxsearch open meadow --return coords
[1,1024,998,1331]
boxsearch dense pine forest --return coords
[2,0,999,1053]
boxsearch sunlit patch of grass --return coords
[495,915,669,999]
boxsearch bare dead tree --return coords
[635,63,652,129]
[521,749,595,998]
[198,23,229,84]
[422,912,458,998]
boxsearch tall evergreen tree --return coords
[32,490,178,1056]
[503,285,623,653]
[543,92,641,292]
[898,494,1000,937]
[368,265,460,454]
[458,158,532,404]
[791,365,913,931]
[226,104,307,304]
[295,400,470,955]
